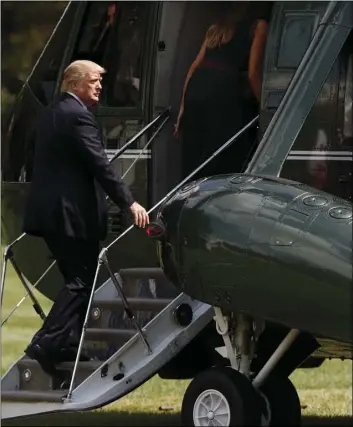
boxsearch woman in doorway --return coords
[175,2,268,180]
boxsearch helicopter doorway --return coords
[151,1,273,205]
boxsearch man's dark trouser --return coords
[30,234,99,353]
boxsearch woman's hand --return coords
[174,105,184,138]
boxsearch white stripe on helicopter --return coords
[289,150,352,156]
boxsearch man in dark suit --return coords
[22,60,149,378]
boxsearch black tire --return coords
[181,366,262,426]
[259,376,301,426]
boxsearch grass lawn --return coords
[1,260,352,426]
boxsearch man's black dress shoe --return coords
[25,342,91,390]
[25,343,63,378]
[25,343,74,390]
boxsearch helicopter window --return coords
[72,1,148,109]
[279,32,353,201]
[98,116,146,150]
[276,13,317,69]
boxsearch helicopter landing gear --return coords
[258,375,302,426]
[180,308,303,426]
[181,366,262,426]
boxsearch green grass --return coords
[1,261,352,426]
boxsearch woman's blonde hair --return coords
[61,60,106,92]
[205,2,249,49]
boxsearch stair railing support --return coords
[0,233,46,321]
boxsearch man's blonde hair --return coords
[61,60,105,92]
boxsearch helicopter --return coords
[1,1,352,425]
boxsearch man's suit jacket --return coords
[23,92,135,241]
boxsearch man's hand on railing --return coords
[129,202,150,228]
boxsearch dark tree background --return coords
[1,1,68,125]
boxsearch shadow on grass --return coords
[2,412,353,426]
[1,411,179,427]
[303,416,353,426]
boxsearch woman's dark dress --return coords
[181,19,259,180]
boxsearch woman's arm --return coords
[174,38,208,136]
[248,19,268,102]
[180,39,208,107]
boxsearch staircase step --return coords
[86,328,136,342]
[16,358,102,392]
[119,268,166,281]
[1,390,66,402]
[18,358,101,371]
[92,297,172,312]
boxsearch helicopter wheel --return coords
[258,376,302,426]
[181,366,262,426]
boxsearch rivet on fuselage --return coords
[91,307,101,321]
[22,369,32,382]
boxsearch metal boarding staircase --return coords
[1,267,214,420]
[1,114,259,421]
